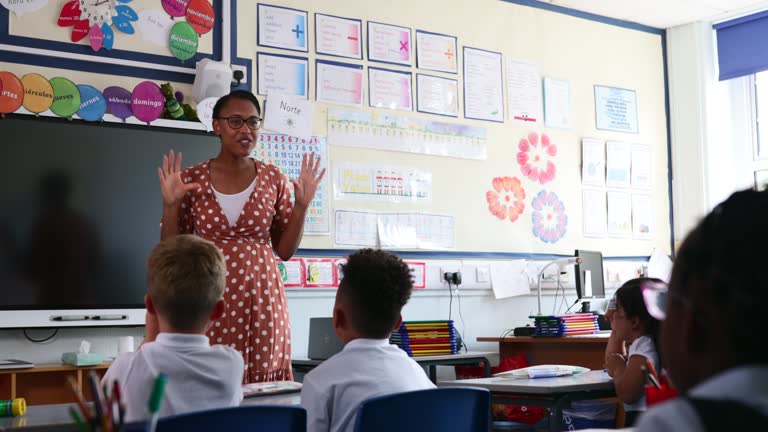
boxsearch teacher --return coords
[157,90,325,383]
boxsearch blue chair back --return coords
[156,405,306,432]
[353,387,491,432]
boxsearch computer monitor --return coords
[575,250,606,299]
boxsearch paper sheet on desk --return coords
[490,260,530,299]
[494,365,589,379]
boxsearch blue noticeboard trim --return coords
[296,248,650,261]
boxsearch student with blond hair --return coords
[102,235,244,421]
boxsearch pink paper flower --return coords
[517,132,557,184]
[486,177,526,222]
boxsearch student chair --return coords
[353,387,491,432]
[155,405,307,432]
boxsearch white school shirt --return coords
[102,333,244,422]
[636,366,768,432]
[213,177,258,227]
[300,338,436,432]
[624,335,660,412]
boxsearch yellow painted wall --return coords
[1,0,670,255]
[238,0,670,255]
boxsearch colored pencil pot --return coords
[645,379,678,407]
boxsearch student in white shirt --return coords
[300,249,435,432]
[102,235,244,422]
[637,189,768,431]
[604,278,663,426]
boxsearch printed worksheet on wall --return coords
[606,141,631,189]
[506,58,542,123]
[582,138,605,187]
[631,144,651,190]
[582,188,607,237]
[334,210,378,247]
[607,190,632,237]
[543,77,571,129]
[631,193,653,239]
[463,47,504,122]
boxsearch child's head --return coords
[610,277,663,344]
[146,235,226,333]
[333,249,413,342]
[661,189,768,393]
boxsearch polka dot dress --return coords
[176,159,293,383]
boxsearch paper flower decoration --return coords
[58,0,138,52]
[486,176,525,222]
[517,132,557,184]
[531,190,567,244]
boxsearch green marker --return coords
[68,407,87,432]
[146,373,167,432]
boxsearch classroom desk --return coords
[478,333,610,370]
[0,393,301,431]
[439,370,615,432]
[292,351,497,382]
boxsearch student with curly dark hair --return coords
[637,189,768,431]
[300,249,435,432]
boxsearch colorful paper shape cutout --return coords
[517,132,558,185]
[169,21,198,61]
[137,9,173,47]
[49,77,81,118]
[161,0,189,18]
[115,5,138,21]
[101,23,115,50]
[185,0,215,35]
[76,85,107,122]
[196,96,218,131]
[113,17,135,34]
[486,176,526,222]
[57,0,80,26]
[104,86,133,119]
[531,190,567,244]
[0,71,24,114]
[21,73,54,114]
[131,81,164,123]
[89,24,104,51]
[72,19,90,42]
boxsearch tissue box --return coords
[62,352,104,366]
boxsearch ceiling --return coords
[537,0,768,28]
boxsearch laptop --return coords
[307,317,345,360]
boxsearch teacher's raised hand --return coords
[158,150,200,207]
[291,152,326,209]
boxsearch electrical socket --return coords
[476,266,490,283]
[231,64,248,85]
[442,270,462,287]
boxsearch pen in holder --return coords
[645,373,678,407]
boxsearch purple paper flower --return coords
[531,190,567,243]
